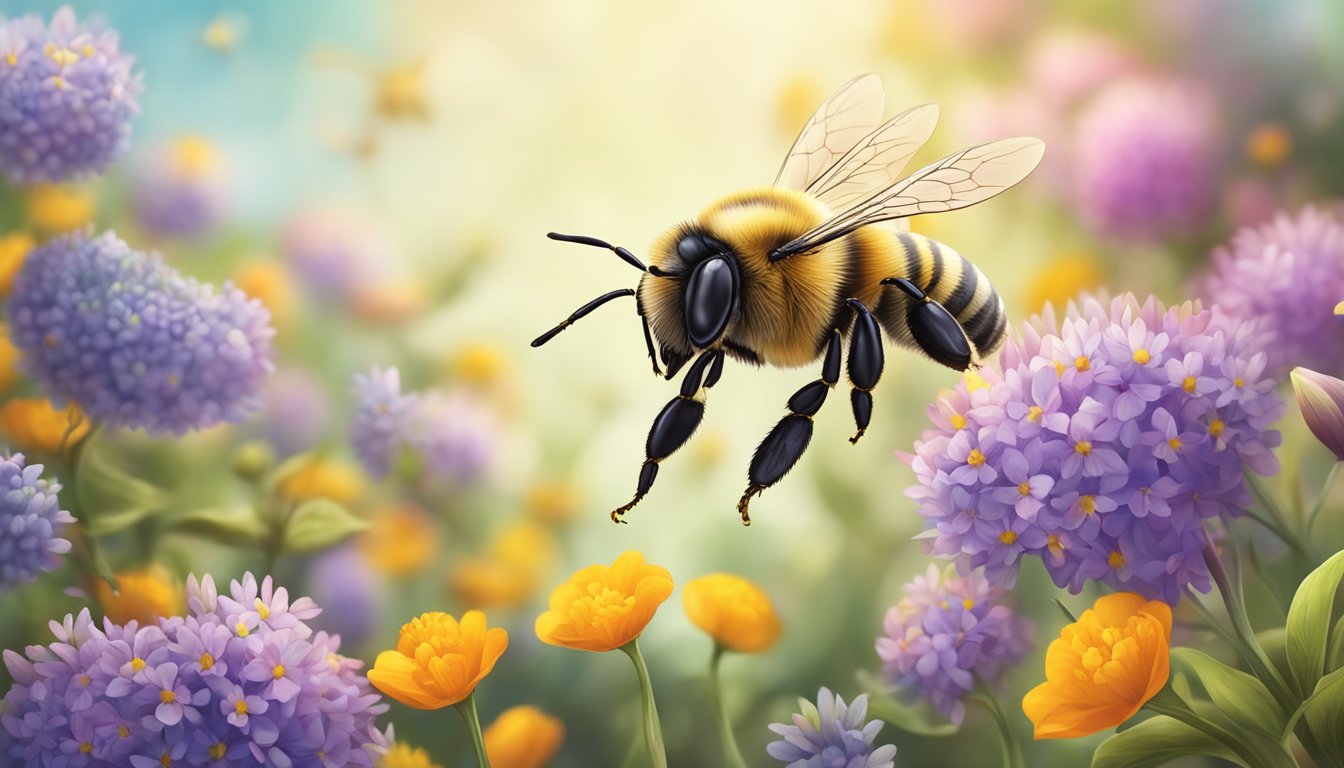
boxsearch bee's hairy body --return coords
[639,188,1006,370]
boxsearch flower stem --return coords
[1305,462,1341,534]
[620,638,668,768]
[969,688,1024,768]
[708,645,749,768]
[454,692,491,768]
[1244,471,1315,562]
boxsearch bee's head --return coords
[641,226,741,376]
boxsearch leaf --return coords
[281,499,368,553]
[1091,715,1249,768]
[1285,550,1344,699]
[1257,627,1293,684]
[1171,648,1285,737]
[76,446,169,536]
[856,670,959,737]
[1296,667,1344,760]
[162,506,268,548]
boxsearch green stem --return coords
[620,639,668,768]
[60,423,116,588]
[708,645,749,768]
[1244,471,1316,562]
[1305,463,1341,534]
[969,688,1024,768]
[454,692,491,768]
[1182,587,1247,663]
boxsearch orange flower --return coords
[24,184,93,234]
[534,551,673,653]
[276,458,365,505]
[483,705,565,768]
[367,610,507,710]
[0,398,88,455]
[682,573,782,653]
[1022,592,1172,739]
[94,567,183,625]
[359,503,438,577]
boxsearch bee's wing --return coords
[771,137,1045,261]
[774,74,886,192]
[805,103,940,211]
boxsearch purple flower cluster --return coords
[8,231,275,435]
[1201,208,1344,379]
[0,6,142,184]
[905,294,1283,604]
[0,572,389,767]
[0,453,74,593]
[350,367,495,483]
[1072,78,1218,243]
[766,687,896,768]
[875,565,1032,724]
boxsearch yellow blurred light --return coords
[233,259,296,326]
[1025,252,1103,313]
[776,76,822,136]
[171,136,220,177]
[94,567,183,625]
[450,558,539,610]
[201,16,242,53]
[376,62,429,121]
[525,479,581,524]
[451,341,510,388]
[276,458,365,505]
[0,398,89,456]
[24,184,93,235]
[491,521,556,572]
[358,503,438,577]
[1246,123,1291,168]
[352,280,427,324]
[0,232,34,298]
[0,329,19,393]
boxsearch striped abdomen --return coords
[870,231,1007,359]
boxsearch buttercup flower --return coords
[367,611,507,709]
[381,742,443,768]
[451,522,555,610]
[0,453,73,592]
[766,687,897,768]
[24,183,93,233]
[7,231,275,435]
[0,397,87,454]
[483,705,565,768]
[683,573,782,653]
[907,294,1282,603]
[131,136,229,239]
[232,259,297,328]
[1292,367,1344,461]
[358,502,438,577]
[0,6,143,183]
[275,457,365,505]
[535,550,673,653]
[94,566,183,624]
[1022,592,1171,739]
[1201,208,1344,377]
[876,565,1034,723]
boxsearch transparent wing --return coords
[771,137,1045,260]
[806,103,939,211]
[773,74,885,191]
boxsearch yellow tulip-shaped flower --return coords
[483,705,565,768]
[0,398,89,455]
[94,567,183,624]
[1022,593,1172,739]
[683,573,782,653]
[368,610,508,710]
[535,550,673,652]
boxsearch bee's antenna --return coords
[531,288,635,347]
[547,232,647,272]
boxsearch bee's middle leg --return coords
[611,349,724,524]
[844,298,885,445]
[736,329,842,525]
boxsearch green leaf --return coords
[856,670,959,737]
[1257,627,1293,684]
[1171,648,1285,737]
[76,446,168,536]
[162,506,267,547]
[281,499,368,553]
[1091,715,1249,768]
[1299,667,1344,759]
[1285,550,1344,699]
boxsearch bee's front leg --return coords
[611,349,724,524]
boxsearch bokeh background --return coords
[2,0,1344,765]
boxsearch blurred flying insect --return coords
[533,74,1043,525]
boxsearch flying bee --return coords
[533,74,1043,526]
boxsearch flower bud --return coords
[1292,367,1344,461]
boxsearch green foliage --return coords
[281,498,369,553]
[76,444,168,537]
[1284,550,1344,699]
[161,506,268,547]
[1092,715,1248,768]
[856,670,959,737]
[1170,648,1285,738]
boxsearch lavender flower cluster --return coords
[876,565,1033,724]
[906,294,1283,604]
[0,573,389,767]
[767,687,896,768]
[8,231,275,435]
[0,6,142,184]
[0,454,74,593]
[350,366,494,483]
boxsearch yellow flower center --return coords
[1183,376,1197,394]
[1074,441,1092,456]
[1074,356,1090,372]
[78,674,91,687]
[1209,419,1225,437]
[254,598,271,620]
[132,657,145,672]
[949,413,967,430]
[235,700,248,715]
[1027,406,1043,422]
[1047,534,1064,553]
[1017,481,1032,496]
[46,46,79,66]
[1054,361,1067,376]
[963,598,975,610]
[1132,349,1150,365]
[1080,495,1097,515]
[117,724,130,739]
[272,664,285,679]
[1234,377,1244,388]
[210,743,227,760]
[1168,437,1182,451]
[50,75,67,90]
[160,690,176,704]
[200,653,214,670]
[81,44,95,58]
[3,52,16,66]
[160,753,171,768]
[327,652,342,672]
[966,449,986,467]
[80,742,92,754]
[235,622,250,637]
[999,530,1018,545]
[1108,551,1126,569]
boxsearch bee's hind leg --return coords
[736,329,843,525]
[611,349,724,524]
[844,298,885,445]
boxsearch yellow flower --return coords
[379,743,443,768]
[525,479,580,524]
[359,503,438,577]
[1022,592,1172,739]
[450,522,556,609]
[0,232,34,298]
[0,328,19,393]
[451,341,510,389]
[233,259,296,327]
[1025,252,1103,313]
[0,398,88,455]
[682,573,782,653]
[483,705,565,768]
[170,136,220,177]
[367,610,508,710]
[376,62,429,121]
[24,184,93,234]
[276,458,365,505]
[1246,123,1291,168]
[352,279,428,324]
[94,567,183,625]
[534,551,673,653]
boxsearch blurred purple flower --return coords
[906,294,1283,604]
[262,367,331,456]
[0,6,142,184]
[1025,29,1139,113]
[0,573,389,766]
[766,687,897,768]
[0,453,73,593]
[282,209,392,304]
[350,366,417,478]
[307,545,382,649]
[1201,208,1344,378]
[1072,78,1219,243]
[875,565,1033,724]
[131,137,228,239]
[7,231,275,435]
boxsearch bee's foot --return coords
[737,486,763,526]
[611,497,642,525]
[849,428,866,445]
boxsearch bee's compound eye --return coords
[684,256,738,348]
[677,235,714,263]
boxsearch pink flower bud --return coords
[1292,367,1344,461]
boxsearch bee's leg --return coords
[881,277,975,371]
[844,298,884,445]
[736,329,842,525]
[612,349,725,524]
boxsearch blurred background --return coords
[1,0,1343,765]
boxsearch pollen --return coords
[78,674,91,687]
[235,621,250,637]
[199,653,214,670]
[1080,495,1097,515]
[1027,406,1043,422]
[1209,419,1225,437]
[1168,437,1182,451]
[272,664,285,679]
[1054,361,1066,376]
[117,724,130,739]
[998,530,1018,545]
[81,44,96,58]
[235,699,248,715]
[1074,440,1092,456]
[160,753,171,768]
[3,52,15,66]
[949,413,967,430]
[131,657,146,672]
[80,742,93,754]
[1108,551,1126,569]
[47,46,79,66]
[1183,376,1197,394]
[1132,349,1150,364]
[966,449,987,467]
[49,75,68,90]
[1074,356,1090,372]
[1234,377,1244,388]
[1017,481,1032,496]
[210,743,227,760]
[1047,534,1064,553]
[159,689,176,704]
[255,597,271,620]
[962,598,975,610]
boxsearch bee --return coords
[533,74,1043,525]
